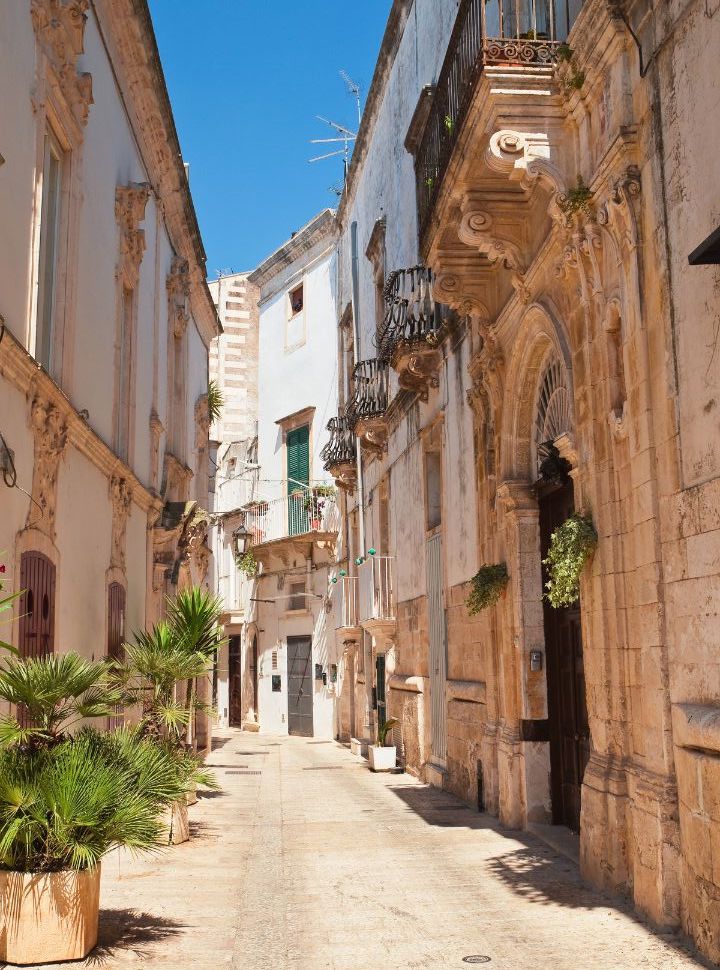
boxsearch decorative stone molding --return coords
[109,474,132,571]
[31,0,93,128]
[27,393,68,536]
[496,479,537,515]
[432,272,489,319]
[115,183,151,287]
[486,130,565,195]
[167,256,191,339]
[597,167,642,255]
[328,460,357,494]
[468,331,505,413]
[149,410,163,492]
[194,394,209,448]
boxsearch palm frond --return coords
[207,379,224,424]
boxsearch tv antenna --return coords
[308,72,362,184]
[340,70,362,128]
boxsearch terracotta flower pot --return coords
[0,866,101,965]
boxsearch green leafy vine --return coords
[236,550,258,578]
[543,513,598,608]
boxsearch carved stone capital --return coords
[597,167,642,254]
[31,0,93,127]
[432,272,489,320]
[116,183,150,286]
[27,393,68,536]
[496,479,537,515]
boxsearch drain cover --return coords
[462,958,491,965]
[225,770,262,775]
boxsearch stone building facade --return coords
[323,0,720,960]
[0,2,217,689]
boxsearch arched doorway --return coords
[533,353,590,832]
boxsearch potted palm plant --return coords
[368,717,399,772]
[0,652,189,965]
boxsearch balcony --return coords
[336,575,360,638]
[244,485,339,555]
[415,0,584,246]
[350,358,390,456]
[358,555,395,634]
[320,410,357,493]
[377,266,448,399]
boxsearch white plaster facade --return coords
[212,211,343,739]
[0,1,217,682]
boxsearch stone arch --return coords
[501,301,575,482]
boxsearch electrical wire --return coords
[0,431,17,488]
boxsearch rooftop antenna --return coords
[340,70,362,128]
[308,73,361,187]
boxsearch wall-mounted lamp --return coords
[232,524,251,558]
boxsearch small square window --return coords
[289,284,304,316]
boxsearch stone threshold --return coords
[527,821,580,866]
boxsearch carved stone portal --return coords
[27,393,68,537]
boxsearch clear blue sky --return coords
[147,0,392,278]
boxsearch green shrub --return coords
[466,564,509,615]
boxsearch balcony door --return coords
[287,424,310,535]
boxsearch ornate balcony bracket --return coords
[355,416,388,457]
[327,459,357,494]
[392,343,442,401]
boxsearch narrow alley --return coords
[37,730,707,970]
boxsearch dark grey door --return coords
[287,636,314,737]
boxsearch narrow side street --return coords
[36,729,707,970]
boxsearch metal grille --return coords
[533,354,572,474]
[321,409,357,470]
[426,534,447,764]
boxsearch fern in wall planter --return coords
[543,513,598,608]
[466,564,509,615]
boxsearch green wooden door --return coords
[287,424,310,535]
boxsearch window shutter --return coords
[286,425,310,491]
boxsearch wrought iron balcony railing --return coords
[321,411,357,471]
[338,575,359,631]
[376,266,442,361]
[350,358,390,422]
[358,555,395,625]
[415,0,585,243]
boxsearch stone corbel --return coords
[31,0,93,128]
[27,392,68,537]
[115,183,151,287]
[597,167,642,256]
[486,130,566,193]
[496,479,537,516]
[432,272,489,319]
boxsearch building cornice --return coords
[0,328,161,516]
[248,209,337,291]
[336,0,415,228]
[91,0,219,347]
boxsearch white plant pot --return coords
[350,737,368,758]
[368,745,397,771]
[0,866,101,965]
[163,798,190,844]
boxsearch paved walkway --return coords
[42,729,710,970]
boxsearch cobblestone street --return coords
[30,729,706,970]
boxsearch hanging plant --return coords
[543,513,598,608]
[236,550,258,578]
[466,564,509,615]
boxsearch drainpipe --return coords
[350,221,366,557]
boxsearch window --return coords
[289,284,304,315]
[425,450,442,531]
[18,552,56,659]
[35,129,64,371]
[288,582,306,611]
[116,287,134,461]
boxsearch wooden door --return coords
[539,480,590,832]
[107,583,126,729]
[375,653,387,734]
[18,552,55,658]
[228,635,242,726]
[287,636,313,737]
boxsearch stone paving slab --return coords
[14,728,712,970]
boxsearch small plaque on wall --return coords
[272,675,281,692]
